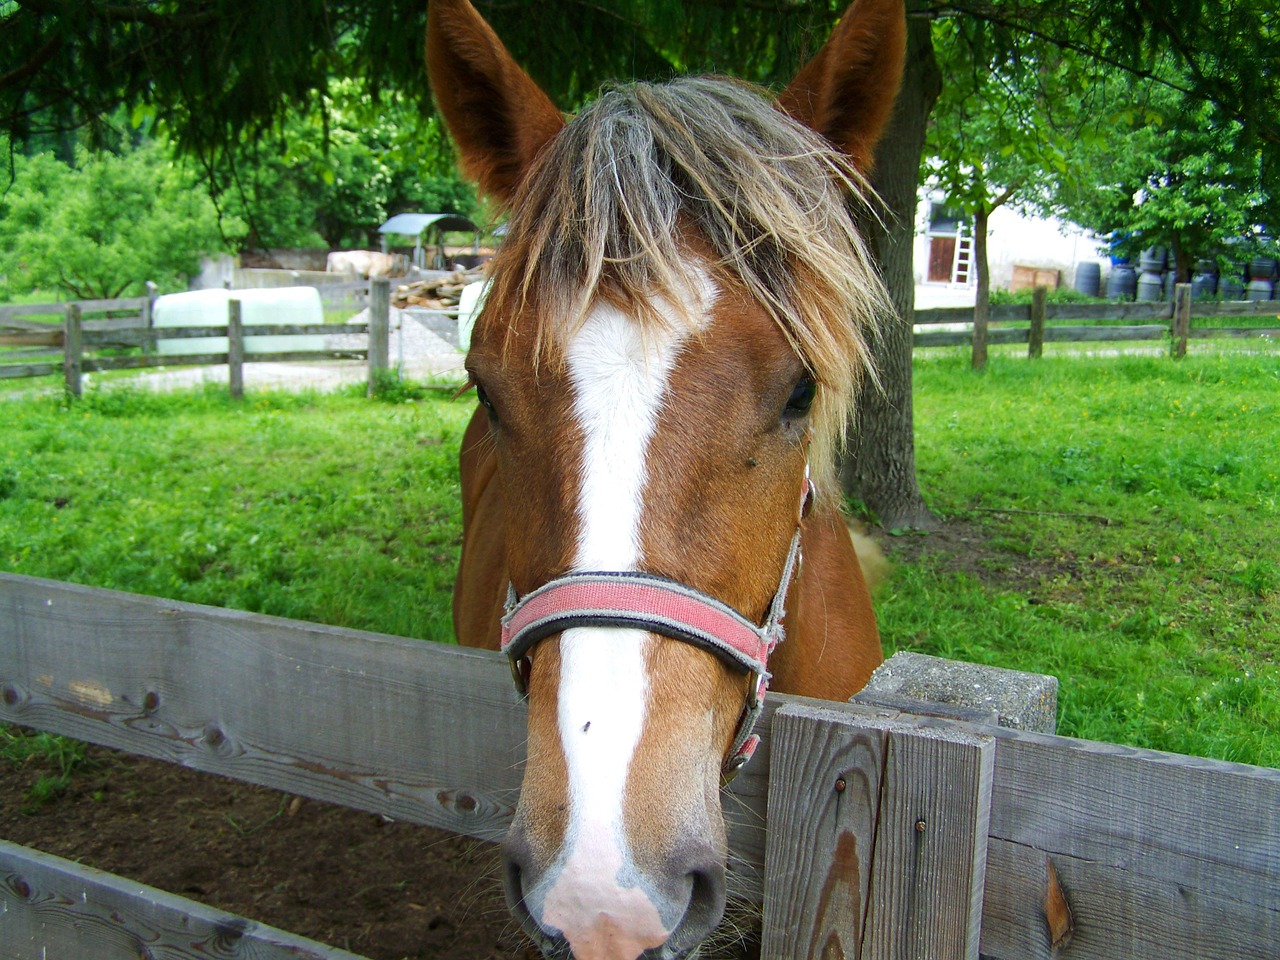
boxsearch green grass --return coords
[879,349,1279,766]
[1,351,1277,797]
[0,381,473,642]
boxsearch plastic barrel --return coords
[1106,263,1137,300]
[1219,274,1245,301]
[1074,262,1102,297]
[1139,247,1167,274]
[1136,269,1164,302]
[1192,270,1219,300]
[1249,258,1277,281]
[1246,278,1274,302]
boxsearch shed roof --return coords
[378,213,479,236]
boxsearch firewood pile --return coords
[393,266,486,310]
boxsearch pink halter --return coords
[500,473,814,781]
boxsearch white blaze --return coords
[537,285,714,954]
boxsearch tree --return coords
[0,139,233,300]
[1051,81,1271,281]
[924,28,1103,369]
[203,81,479,251]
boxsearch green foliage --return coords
[988,287,1103,306]
[0,138,235,300]
[1051,81,1272,273]
[206,81,478,250]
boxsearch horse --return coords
[428,1,905,957]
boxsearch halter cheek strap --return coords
[499,470,814,783]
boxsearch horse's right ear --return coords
[426,0,565,202]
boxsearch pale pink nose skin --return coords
[503,824,727,960]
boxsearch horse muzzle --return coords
[502,823,727,960]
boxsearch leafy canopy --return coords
[0,138,234,300]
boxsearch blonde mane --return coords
[478,75,891,495]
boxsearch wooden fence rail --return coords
[0,280,391,395]
[915,285,1280,358]
[1,572,1276,960]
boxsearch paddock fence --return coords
[0,279,390,398]
[1,572,1276,960]
[916,283,1280,356]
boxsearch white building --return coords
[914,189,1108,298]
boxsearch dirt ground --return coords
[0,743,533,960]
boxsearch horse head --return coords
[429,1,904,956]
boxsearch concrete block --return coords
[854,651,1058,734]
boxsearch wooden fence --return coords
[1,571,1276,959]
[0,279,390,397]
[915,284,1280,356]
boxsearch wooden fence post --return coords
[1172,283,1191,359]
[761,704,994,960]
[63,303,82,398]
[142,280,159,354]
[367,277,391,396]
[1028,285,1048,359]
[227,299,244,400]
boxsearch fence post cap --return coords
[855,650,1059,733]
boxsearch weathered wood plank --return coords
[1028,286,1047,359]
[1173,284,1191,359]
[368,277,391,394]
[1189,326,1280,339]
[82,314,145,331]
[914,328,1028,348]
[0,347,61,361]
[981,838,1279,960]
[83,350,366,373]
[0,840,368,960]
[63,303,82,397]
[3,570,1278,945]
[859,722,993,960]
[761,704,891,960]
[143,323,368,340]
[0,302,65,321]
[0,572,526,845]
[228,299,245,400]
[0,330,61,348]
[1192,299,1280,317]
[0,362,58,380]
[0,572,773,902]
[1043,323,1168,342]
[986,728,1280,912]
[75,296,151,313]
[1044,301,1172,321]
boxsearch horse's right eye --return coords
[783,376,817,418]
[476,382,498,420]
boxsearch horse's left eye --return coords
[784,377,817,418]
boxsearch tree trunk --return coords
[840,8,941,531]
[971,203,990,370]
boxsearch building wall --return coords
[915,192,1109,293]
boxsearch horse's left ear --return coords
[776,0,906,172]
[426,0,565,201]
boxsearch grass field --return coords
[1,349,1277,783]
[882,349,1279,765]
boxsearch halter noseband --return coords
[499,470,814,783]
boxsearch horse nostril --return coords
[664,862,727,958]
